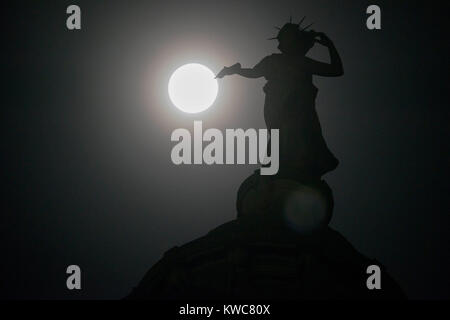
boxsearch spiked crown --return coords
[269,16,315,41]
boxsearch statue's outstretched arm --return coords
[235,67,264,79]
[216,62,265,79]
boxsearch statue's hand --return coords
[314,32,333,47]
[215,63,241,78]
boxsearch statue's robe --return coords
[254,53,339,179]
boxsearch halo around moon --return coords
[168,63,218,113]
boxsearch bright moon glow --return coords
[168,63,218,113]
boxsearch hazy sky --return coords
[3,0,449,299]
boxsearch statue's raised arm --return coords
[304,32,344,77]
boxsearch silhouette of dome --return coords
[126,178,405,299]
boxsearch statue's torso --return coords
[258,53,338,177]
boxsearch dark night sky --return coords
[2,0,449,299]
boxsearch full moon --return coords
[168,63,218,113]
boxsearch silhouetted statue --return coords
[217,20,343,181]
[126,19,405,300]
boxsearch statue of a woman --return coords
[217,21,343,181]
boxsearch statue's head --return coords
[270,18,316,55]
